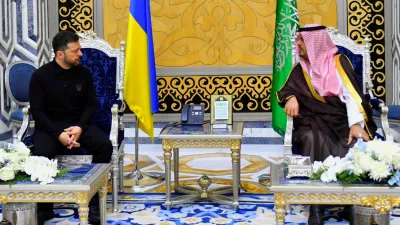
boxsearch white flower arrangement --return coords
[311,138,400,185]
[0,142,63,185]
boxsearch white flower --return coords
[320,168,337,182]
[374,142,400,165]
[323,156,341,168]
[13,142,30,156]
[0,167,15,181]
[23,156,58,185]
[312,161,324,173]
[352,165,364,176]
[355,152,374,172]
[0,149,6,164]
[393,156,400,170]
[323,156,334,167]
[332,158,354,174]
[369,161,391,182]
[365,138,381,154]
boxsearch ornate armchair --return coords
[283,27,392,156]
[372,106,400,142]
[5,61,37,137]
[17,32,126,213]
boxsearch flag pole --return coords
[126,116,143,187]
[125,115,165,188]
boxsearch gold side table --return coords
[270,163,400,225]
[159,122,244,209]
[0,163,110,225]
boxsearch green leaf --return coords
[55,168,69,178]
[337,171,365,185]
[310,169,326,180]
[5,172,31,185]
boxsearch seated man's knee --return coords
[95,138,113,161]
[97,138,113,154]
[298,129,315,145]
[33,131,61,159]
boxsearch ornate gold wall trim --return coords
[59,0,94,32]
[348,0,386,101]
[157,75,272,113]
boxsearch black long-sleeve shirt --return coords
[29,60,97,138]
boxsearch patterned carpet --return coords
[1,194,399,224]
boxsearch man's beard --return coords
[64,57,80,67]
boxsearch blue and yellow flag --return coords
[124,0,159,139]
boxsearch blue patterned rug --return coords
[1,194,400,224]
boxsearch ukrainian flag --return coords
[124,0,159,140]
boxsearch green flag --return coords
[271,0,299,136]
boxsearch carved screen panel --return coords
[59,0,94,32]
[348,0,386,102]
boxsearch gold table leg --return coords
[99,184,108,225]
[163,141,172,209]
[274,193,286,225]
[78,203,89,225]
[231,139,241,209]
[173,148,179,191]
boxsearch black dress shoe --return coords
[37,203,55,225]
[338,205,353,224]
[308,205,325,225]
[88,205,101,225]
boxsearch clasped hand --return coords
[58,126,83,149]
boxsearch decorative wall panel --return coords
[157,75,272,113]
[103,0,338,67]
[100,0,337,113]
[393,1,400,105]
[0,0,51,140]
[348,0,386,102]
[58,0,94,32]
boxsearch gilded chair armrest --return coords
[110,104,119,147]
[17,105,31,142]
[380,105,394,142]
[284,116,293,156]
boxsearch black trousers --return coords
[33,124,113,164]
[33,125,113,224]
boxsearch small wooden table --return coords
[270,163,400,225]
[0,163,110,225]
[159,122,244,209]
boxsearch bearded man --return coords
[277,24,377,225]
[29,30,112,225]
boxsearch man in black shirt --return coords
[29,31,112,225]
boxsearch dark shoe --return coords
[308,205,324,225]
[37,203,55,225]
[338,205,353,224]
[88,205,101,225]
